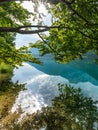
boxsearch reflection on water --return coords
[23,85,98,130]
[12,65,68,114]
[12,50,98,119]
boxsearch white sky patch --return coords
[38,3,48,15]
[21,1,35,24]
[21,1,51,24]
[15,34,39,49]
[21,1,34,13]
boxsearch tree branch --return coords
[17,25,60,29]
[77,30,98,41]
[0,25,60,34]
[37,33,56,52]
[37,33,63,59]
[0,26,49,34]
[62,0,90,24]
[0,25,97,40]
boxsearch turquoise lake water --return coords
[12,49,98,115]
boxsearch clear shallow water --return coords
[30,49,98,85]
[12,50,98,116]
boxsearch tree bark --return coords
[0,25,60,34]
[0,26,49,34]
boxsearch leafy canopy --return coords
[0,1,41,66]
[32,0,98,63]
[0,0,98,65]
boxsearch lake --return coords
[12,49,98,116]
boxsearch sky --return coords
[15,1,51,49]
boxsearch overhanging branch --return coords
[0,25,60,34]
[0,25,97,40]
[0,26,49,34]
[37,33,63,60]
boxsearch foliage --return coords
[0,1,98,64]
[0,36,42,66]
[0,63,25,129]
[32,0,98,63]
[0,81,25,130]
[0,62,12,74]
[2,84,98,130]
[0,1,98,129]
[0,1,32,26]
[0,64,25,93]
[0,1,41,66]
[0,79,25,93]
[28,84,98,130]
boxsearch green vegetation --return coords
[1,85,98,130]
[0,0,98,64]
[0,0,98,129]
[0,62,13,81]
[32,0,98,63]
[0,82,25,130]
[0,1,41,67]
